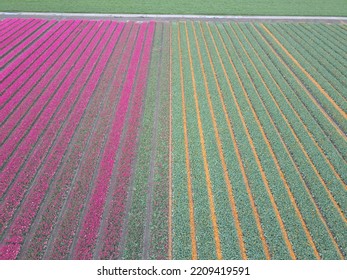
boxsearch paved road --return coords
[1,12,347,23]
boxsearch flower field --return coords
[0,18,346,260]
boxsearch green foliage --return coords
[171,21,347,259]
[0,0,346,16]
[171,22,194,260]
[191,21,266,259]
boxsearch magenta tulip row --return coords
[0,20,60,93]
[0,20,55,69]
[0,18,155,259]
[99,21,156,260]
[0,20,114,259]
[0,19,34,51]
[0,21,96,198]
[23,21,128,260]
[0,20,67,91]
[0,21,82,144]
[47,22,139,260]
[0,20,76,113]
[0,18,26,40]
[73,22,153,260]
[0,19,43,54]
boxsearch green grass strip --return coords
[1,0,347,16]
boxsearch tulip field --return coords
[0,18,346,260]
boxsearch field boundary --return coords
[1,12,347,23]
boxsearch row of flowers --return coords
[72,22,150,260]
[0,21,94,199]
[24,21,128,259]
[0,21,110,260]
[99,21,155,260]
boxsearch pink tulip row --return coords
[0,19,31,44]
[0,21,104,235]
[46,22,140,260]
[0,19,36,50]
[0,21,94,198]
[99,21,155,259]
[0,20,60,70]
[0,20,64,100]
[0,21,118,260]
[47,22,137,260]
[0,19,46,57]
[0,20,82,141]
[0,18,21,29]
[72,22,150,260]
[22,21,127,260]
[0,18,19,33]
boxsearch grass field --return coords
[0,18,346,260]
[0,0,347,16]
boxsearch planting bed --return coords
[0,18,346,259]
